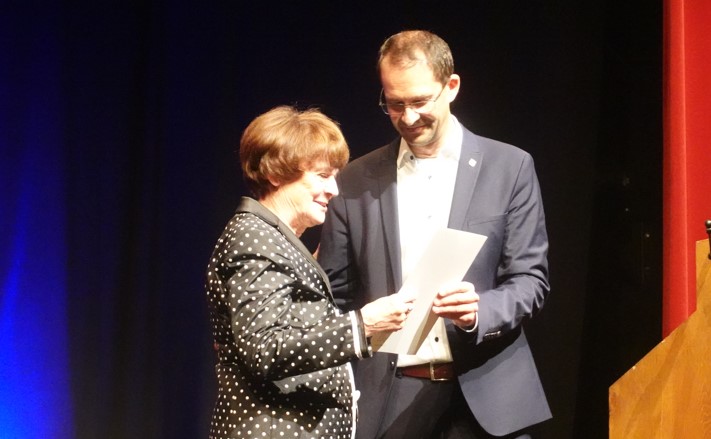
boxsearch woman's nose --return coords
[324,175,339,197]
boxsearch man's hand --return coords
[431,281,479,329]
[360,293,415,337]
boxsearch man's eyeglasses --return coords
[378,85,446,115]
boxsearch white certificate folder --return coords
[373,228,487,355]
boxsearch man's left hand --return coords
[431,281,479,328]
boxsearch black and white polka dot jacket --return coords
[206,197,370,438]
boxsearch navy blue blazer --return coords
[318,124,552,437]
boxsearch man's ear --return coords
[446,74,461,102]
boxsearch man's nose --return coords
[400,107,421,125]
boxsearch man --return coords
[318,30,551,438]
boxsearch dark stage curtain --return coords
[1,2,662,438]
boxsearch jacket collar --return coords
[236,197,332,292]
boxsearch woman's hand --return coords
[360,293,415,337]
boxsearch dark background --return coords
[1,1,662,438]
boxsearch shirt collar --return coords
[397,115,463,169]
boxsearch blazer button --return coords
[389,361,396,370]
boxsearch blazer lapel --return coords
[286,226,333,292]
[448,128,482,230]
[237,197,334,296]
[375,140,403,291]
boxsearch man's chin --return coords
[404,137,434,150]
[399,129,431,146]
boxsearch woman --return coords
[206,106,412,439]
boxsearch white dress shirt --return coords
[396,116,463,367]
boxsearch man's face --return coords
[379,56,459,155]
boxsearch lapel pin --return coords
[468,158,477,168]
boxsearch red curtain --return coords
[663,0,711,336]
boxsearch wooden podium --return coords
[609,240,711,437]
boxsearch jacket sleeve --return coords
[218,245,369,381]
[473,152,550,345]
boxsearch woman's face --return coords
[274,161,339,236]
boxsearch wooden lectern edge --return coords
[608,240,711,438]
[696,240,711,313]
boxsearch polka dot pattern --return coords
[206,202,363,438]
